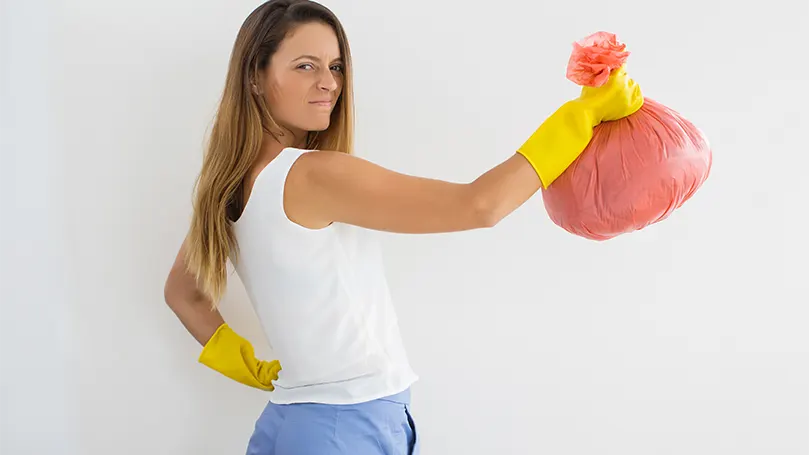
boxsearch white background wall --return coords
[2,0,808,453]
[1,1,75,453]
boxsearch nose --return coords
[317,68,338,92]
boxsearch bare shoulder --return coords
[286,149,374,194]
[282,149,352,229]
[288,149,357,178]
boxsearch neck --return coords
[259,127,308,161]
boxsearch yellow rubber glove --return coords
[198,323,281,391]
[517,66,644,188]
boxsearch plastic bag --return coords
[541,32,712,240]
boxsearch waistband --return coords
[377,386,411,406]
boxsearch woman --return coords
[163,1,643,453]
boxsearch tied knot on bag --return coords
[566,31,631,87]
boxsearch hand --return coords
[577,66,643,123]
[198,323,282,391]
[516,67,643,188]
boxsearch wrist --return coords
[564,99,599,128]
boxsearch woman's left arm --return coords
[164,238,281,391]
[164,238,224,346]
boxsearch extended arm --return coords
[287,68,642,234]
[286,149,540,233]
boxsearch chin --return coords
[307,120,331,132]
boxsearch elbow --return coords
[163,268,189,311]
[164,266,209,312]
[469,186,502,229]
[482,208,504,229]
[163,273,179,309]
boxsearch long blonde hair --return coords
[184,0,354,306]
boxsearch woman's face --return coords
[260,21,344,139]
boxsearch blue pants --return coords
[246,388,420,455]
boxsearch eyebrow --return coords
[293,55,342,63]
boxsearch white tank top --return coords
[230,147,419,405]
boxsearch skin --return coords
[261,22,344,136]
[247,21,542,235]
[165,21,542,345]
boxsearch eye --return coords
[297,63,314,71]
[330,64,344,73]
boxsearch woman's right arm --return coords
[287,150,542,234]
[296,65,645,235]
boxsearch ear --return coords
[250,69,266,95]
[250,79,263,95]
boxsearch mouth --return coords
[309,100,332,107]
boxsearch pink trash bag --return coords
[541,32,712,241]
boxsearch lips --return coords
[309,100,332,106]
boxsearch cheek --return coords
[266,82,294,118]
[266,81,284,110]
[270,77,311,109]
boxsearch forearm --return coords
[165,293,224,346]
[470,153,542,226]
[164,238,225,346]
